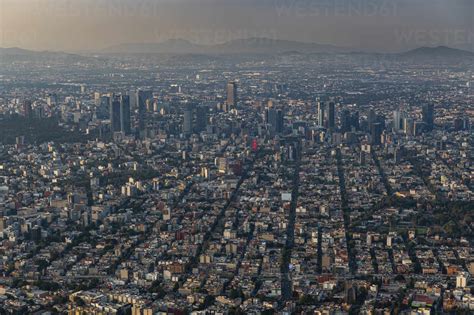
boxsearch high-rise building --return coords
[368,109,376,125]
[341,109,351,133]
[23,100,33,119]
[129,90,137,109]
[456,272,468,288]
[403,117,415,136]
[351,111,360,131]
[422,103,434,131]
[195,105,208,132]
[327,101,335,129]
[110,97,121,132]
[47,94,58,106]
[317,102,325,127]
[120,95,131,135]
[275,109,284,134]
[393,110,402,131]
[462,117,470,130]
[137,90,153,131]
[376,113,386,130]
[370,122,383,145]
[183,105,193,135]
[226,81,237,107]
[266,108,284,135]
[94,92,101,106]
[96,95,110,119]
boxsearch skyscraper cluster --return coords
[317,101,336,129]
[340,108,360,133]
[265,107,284,135]
[392,105,436,137]
[110,95,131,135]
[182,104,209,136]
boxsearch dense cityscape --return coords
[0,1,473,312]
[0,48,472,314]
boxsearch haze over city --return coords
[0,0,473,314]
[1,0,473,52]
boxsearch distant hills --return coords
[102,38,348,54]
[0,47,97,63]
[1,42,473,62]
[103,39,202,54]
[101,39,474,58]
[402,46,474,58]
[0,47,37,55]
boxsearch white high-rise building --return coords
[317,102,325,127]
[456,272,468,288]
[393,110,401,131]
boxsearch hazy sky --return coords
[1,0,473,52]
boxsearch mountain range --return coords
[0,47,96,63]
[1,39,473,60]
[102,38,349,54]
[101,39,474,58]
[401,45,474,58]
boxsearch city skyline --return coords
[0,1,473,314]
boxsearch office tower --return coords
[226,81,237,107]
[23,100,32,119]
[195,105,208,132]
[276,109,284,133]
[94,92,101,106]
[265,108,274,130]
[393,110,402,131]
[462,117,470,130]
[367,109,376,129]
[183,105,193,135]
[129,90,137,109]
[317,102,326,127]
[376,114,386,130]
[110,97,121,132]
[101,96,111,117]
[370,122,382,145]
[47,94,58,106]
[137,90,153,131]
[403,118,415,136]
[351,111,360,131]
[327,101,335,129]
[120,95,131,135]
[96,95,110,119]
[456,272,468,288]
[266,108,284,135]
[137,90,152,110]
[422,104,434,131]
[341,109,351,133]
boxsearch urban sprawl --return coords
[0,53,473,314]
